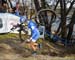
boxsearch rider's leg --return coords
[30,40,38,51]
[31,30,40,51]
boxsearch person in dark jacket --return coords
[0,0,8,13]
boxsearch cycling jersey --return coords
[28,20,40,42]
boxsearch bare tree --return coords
[33,0,40,11]
[66,0,75,16]
[56,0,75,35]
[67,10,75,40]
[58,0,67,38]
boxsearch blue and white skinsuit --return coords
[15,11,40,42]
[28,20,40,42]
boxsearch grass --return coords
[0,33,19,40]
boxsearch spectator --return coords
[2,1,8,12]
[8,1,20,16]
[10,0,17,8]
[15,2,20,16]
[0,0,8,13]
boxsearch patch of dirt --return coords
[0,38,75,60]
[0,39,32,57]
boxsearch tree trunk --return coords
[48,0,60,32]
[60,0,67,38]
[54,0,60,10]
[67,10,75,40]
[33,0,42,24]
[56,0,75,35]
[66,0,75,16]
[33,0,40,11]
